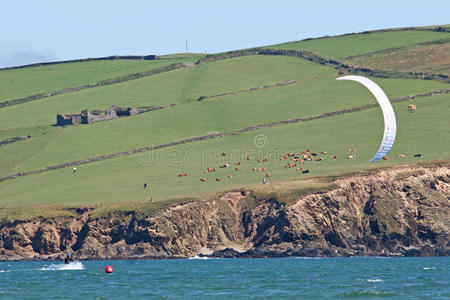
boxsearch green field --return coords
[1,26,449,219]
[267,30,449,58]
[0,58,190,102]
[345,40,450,75]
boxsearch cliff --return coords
[1,164,449,261]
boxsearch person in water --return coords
[64,254,73,264]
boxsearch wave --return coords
[40,261,84,271]
[0,270,11,273]
[366,278,383,283]
[189,255,209,260]
[423,267,436,270]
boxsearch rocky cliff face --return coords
[1,165,449,261]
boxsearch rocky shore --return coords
[1,164,449,261]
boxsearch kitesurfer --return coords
[64,254,73,264]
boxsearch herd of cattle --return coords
[169,146,424,185]
[174,148,364,183]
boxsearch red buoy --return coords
[105,265,113,273]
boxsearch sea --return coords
[0,257,448,299]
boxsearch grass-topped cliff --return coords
[0,25,449,220]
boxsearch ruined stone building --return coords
[56,104,165,126]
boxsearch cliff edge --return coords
[1,164,448,261]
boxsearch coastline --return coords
[1,164,449,262]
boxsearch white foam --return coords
[189,255,209,260]
[40,261,84,271]
[423,267,436,270]
[0,270,11,273]
[366,278,383,283]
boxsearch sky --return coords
[0,0,449,67]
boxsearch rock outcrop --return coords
[1,164,449,261]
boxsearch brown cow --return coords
[408,104,417,112]
[200,178,207,182]
[296,168,303,171]
[227,174,233,178]
[252,167,257,171]
[315,158,322,161]
[235,167,240,171]
[235,161,241,165]
[398,154,405,158]
[216,177,221,182]
[332,154,338,159]
[383,156,389,160]
[321,151,327,154]
[348,148,357,152]
[247,156,252,160]
[265,173,270,177]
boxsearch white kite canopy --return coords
[337,75,397,162]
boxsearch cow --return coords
[235,167,240,171]
[302,169,309,173]
[382,156,389,160]
[265,173,270,177]
[222,152,227,156]
[332,154,338,159]
[144,182,148,189]
[200,178,207,182]
[398,154,405,158]
[414,154,422,157]
[296,168,303,171]
[321,151,327,154]
[348,148,357,152]
[252,167,257,171]
[216,177,221,182]
[311,153,317,156]
[247,156,252,160]
[408,104,417,112]
[348,155,356,159]
[219,164,229,168]
[235,161,241,165]
[227,174,233,178]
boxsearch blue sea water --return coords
[0,257,448,299]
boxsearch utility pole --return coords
[185,40,189,53]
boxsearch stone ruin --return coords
[56,105,164,126]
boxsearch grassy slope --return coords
[1,92,449,209]
[267,30,449,58]
[0,58,189,102]
[0,70,447,176]
[1,28,449,219]
[0,55,334,132]
[344,41,450,75]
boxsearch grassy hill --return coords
[0,25,449,220]
[0,57,197,103]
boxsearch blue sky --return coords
[0,0,449,67]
